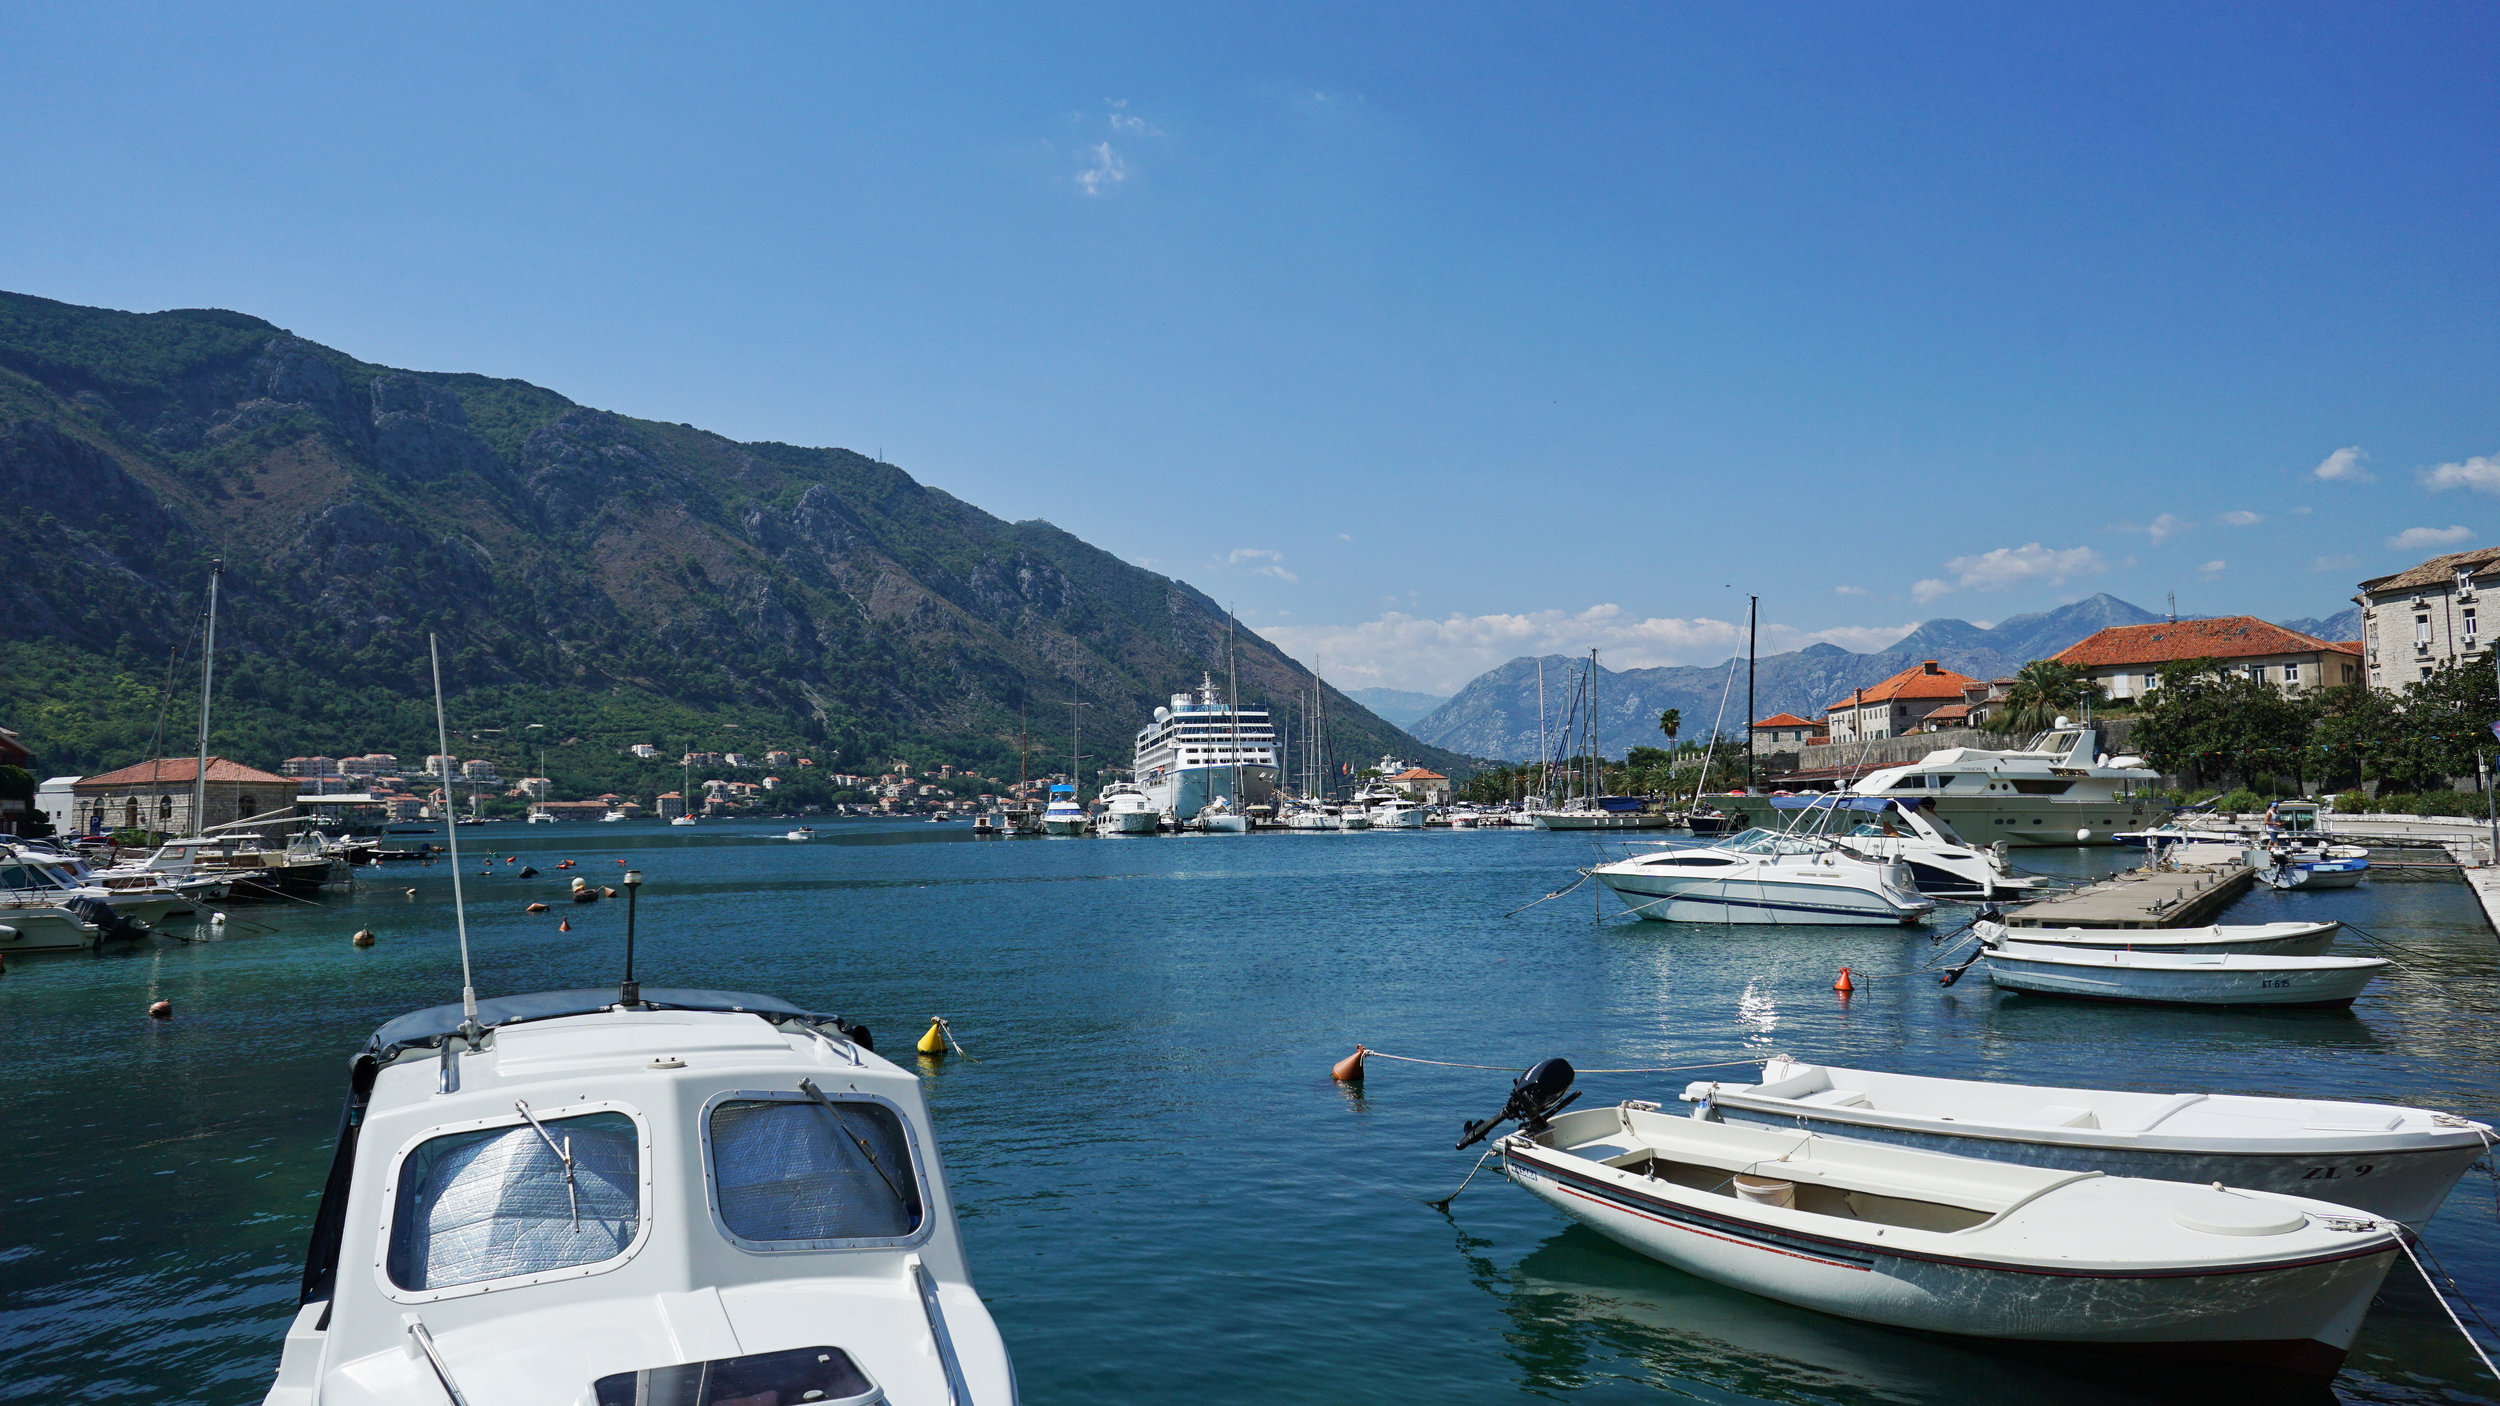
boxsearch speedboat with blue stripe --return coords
[1589,828,1936,926]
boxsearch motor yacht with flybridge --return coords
[1723,717,2164,846]
[1131,674,1276,824]
[1589,828,1935,925]
[264,635,1015,1406]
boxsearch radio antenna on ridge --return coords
[430,633,478,1026]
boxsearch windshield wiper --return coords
[513,1099,578,1228]
[798,1078,911,1206]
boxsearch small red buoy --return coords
[1834,967,1855,994]
[1332,1046,1368,1083]
[559,919,571,932]
[148,999,173,1020]
[506,856,517,864]
[526,902,550,913]
[602,886,618,898]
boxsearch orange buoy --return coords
[1332,1046,1368,1083]
[506,856,517,864]
[559,919,571,932]
[352,929,376,947]
[148,999,172,1020]
[527,902,550,913]
[602,886,618,898]
[1834,967,1855,994]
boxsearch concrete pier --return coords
[2004,864,2256,930]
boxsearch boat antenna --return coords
[191,560,223,838]
[430,633,478,1027]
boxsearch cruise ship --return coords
[1134,675,1278,821]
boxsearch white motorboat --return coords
[263,987,1012,1406]
[1370,796,1428,829]
[1041,784,1087,835]
[1335,806,1372,832]
[1974,915,2340,957]
[1978,939,2388,1007]
[1092,782,1161,835]
[0,883,104,951]
[601,808,628,822]
[1471,1064,2403,1381]
[669,814,698,826]
[1768,796,2039,899]
[1591,829,1935,926]
[1282,804,1337,832]
[526,811,555,825]
[784,828,815,841]
[1682,1056,2494,1227]
[12,841,224,924]
[2253,842,2371,890]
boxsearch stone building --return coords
[2353,547,2500,691]
[68,757,297,837]
[2050,618,2361,701]
[1825,662,1979,744]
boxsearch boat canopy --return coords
[364,987,845,1061]
[1770,795,1912,813]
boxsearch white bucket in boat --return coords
[1733,1174,1796,1209]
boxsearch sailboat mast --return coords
[1745,595,1758,794]
[1225,610,1242,808]
[1590,648,1601,800]
[190,560,223,837]
[1535,656,1549,804]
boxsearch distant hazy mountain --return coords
[2277,608,2362,642]
[1344,687,1452,728]
[1410,593,2164,761]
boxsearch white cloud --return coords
[1225,547,1296,582]
[2389,525,2474,551]
[2108,513,2190,542]
[2219,510,2263,526]
[1104,99,1161,136]
[1833,584,1869,596]
[2197,559,2226,575]
[2312,446,2372,482]
[1076,142,1127,195]
[2422,452,2500,494]
[1913,543,2107,602]
[1336,532,1353,542]
[1255,606,1920,695]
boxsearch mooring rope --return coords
[1430,1145,1502,1211]
[1505,870,1592,918]
[2394,1230,2499,1381]
[1360,1049,1763,1076]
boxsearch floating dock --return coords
[2004,864,2256,930]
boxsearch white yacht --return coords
[1725,718,2164,846]
[1370,796,1428,829]
[1131,675,1276,822]
[526,810,556,825]
[1093,782,1160,835]
[263,987,1013,1405]
[1282,804,1337,832]
[1591,829,1936,925]
[1041,783,1087,835]
[1767,796,2039,899]
[601,808,628,823]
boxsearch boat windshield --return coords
[387,1110,642,1291]
[707,1095,924,1247]
[1719,828,1827,856]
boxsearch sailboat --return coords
[1042,692,1089,835]
[1196,613,1252,833]
[1531,650,1671,830]
[265,637,1015,1405]
[670,758,699,825]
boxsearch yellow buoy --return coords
[917,1017,950,1058]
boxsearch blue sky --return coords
[5,3,2495,692]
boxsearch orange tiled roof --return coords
[75,756,294,789]
[1390,768,1447,781]
[1827,662,1978,711]
[2052,617,2337,668]
[1751,713,1820,729]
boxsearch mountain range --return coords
[1408,594,2358,761]
[1343,687,1452,729]
[0,290,1470,781]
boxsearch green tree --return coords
[1989,660,2106,736]
[1657,708,1681,746]
[2133,659,2311,791]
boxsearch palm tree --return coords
[1992,661,2104,735]
[1657,708,1681,745]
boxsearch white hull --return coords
[1984,919,2340,957]
[1687,1059,2491,1227]
[1194,813,1250,834]
[1370,805,1427,829]
[1509,1142,2390,1375]
[1594,840,1933,926]
[1335,811,1372,831]
[1042,817,1087,836]
[1984,943,2387,1007]
[1094,810,1160,835]
[0,907,100,950]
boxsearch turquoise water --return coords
[0,821,2494,1404]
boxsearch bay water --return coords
[1,822,2493,1403]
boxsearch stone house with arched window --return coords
[68,757,297,837]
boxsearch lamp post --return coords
[620,869,643,1006]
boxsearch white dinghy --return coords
[1974,915,2340,957]
[1977,938,2388,1008]
[1681,1057,2492,1226]
[1467,1062,2403,1381]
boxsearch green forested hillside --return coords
[0,290,1476,789]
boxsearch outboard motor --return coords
[65,896,145,942]
[1456,1057,1579,1150]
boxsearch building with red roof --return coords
[2050,617,2361,703]
[69,756,296,837]
[1826,662,1980,744]
[1749,713,1828,747]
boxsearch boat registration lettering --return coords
[2301,1164,2374,1180]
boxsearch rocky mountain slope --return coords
[1409,594,2167,760]
[0,290,1471,779]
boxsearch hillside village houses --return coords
[1824,662,1981,744]
[2353,546,2500,691]
[2049,618,2363,702]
